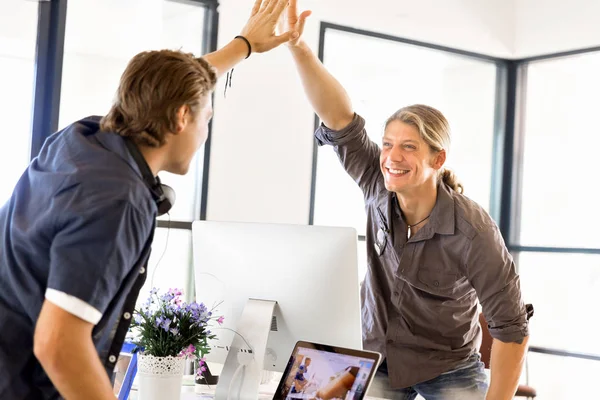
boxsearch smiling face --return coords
[379,105,450,194]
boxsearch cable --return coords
[213,327,254,354]
[150,212,171,288]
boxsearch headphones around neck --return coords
[123,137,176,216]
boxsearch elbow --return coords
[34,327,62,373]
[323,112,355,131]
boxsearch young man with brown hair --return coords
[0,1,297,399]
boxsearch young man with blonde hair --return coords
[282,1,532,399]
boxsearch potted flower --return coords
[129,288,223,400]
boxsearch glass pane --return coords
[525,352,600,399]
[519,52,600,248]
[59,0,206,221]
[517,252,600,355]
[137,227,193,308]
[0,0,37,205]
[314,29,497,236]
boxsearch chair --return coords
[478,313,537,399]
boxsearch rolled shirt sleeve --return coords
[47,200,154,317]
[45,289,102,324]
[314,113,384,201]
[465,223,529,343]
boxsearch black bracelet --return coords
[234,35,252,59]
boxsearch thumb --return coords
[272,30,300,47]
[297,10,311,34]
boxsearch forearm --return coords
[36,335,115,400]
[202,38,249,79]
[487,336,529,400]
[35,300,115,400]
[288,41,354,130]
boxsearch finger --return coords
[267,0,286,14]
[297,10,311,32]
[289,0,298,16]
[251,0,262,16]
[260,0,273,12]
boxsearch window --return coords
[313,27,498,236]
[511,51,600,399]
[0,1,38,205]
[140,228,195,303]
[59,0,207,221]
[519,53,600,249]
[525,352,600,398]
[518,252,600,355]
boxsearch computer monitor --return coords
[192,220,363,399]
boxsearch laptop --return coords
[272,341,381,400]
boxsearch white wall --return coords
[515,0,600,57]
[205,0,515,224]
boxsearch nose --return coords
[388,144,405,162]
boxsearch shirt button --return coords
[109,355,117,363]
[124,312,131,320]
[434,281,440,287]
[393,291,399,297]
[139,267,146,274]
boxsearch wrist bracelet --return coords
[234,35,252,59]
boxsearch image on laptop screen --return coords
[274,341,380,400]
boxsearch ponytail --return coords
[440,168,464,194]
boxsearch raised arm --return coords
[284,0,354,130]
[203,0,300,77]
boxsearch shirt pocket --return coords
[417,269,459,296]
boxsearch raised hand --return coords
[283,0,312,47]
[240,0,300,53]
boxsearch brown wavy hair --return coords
[100,50,217,147]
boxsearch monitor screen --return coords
[192,220,362,373]
[274,341,380,400]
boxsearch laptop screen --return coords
[273,341,380,400]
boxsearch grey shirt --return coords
[315,114,529,389]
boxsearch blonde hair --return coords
[385,104,464,194]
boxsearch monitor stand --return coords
[214,298,276,400]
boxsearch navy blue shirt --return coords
[0,116,157,399]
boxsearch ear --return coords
[175,105,191,134]
[432,149,446,170]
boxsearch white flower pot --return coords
[137,354,185,400]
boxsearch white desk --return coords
[128,374,280,400]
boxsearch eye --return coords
[404,144,416,150]
[382,141,392,148]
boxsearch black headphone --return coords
[123,137,176,216]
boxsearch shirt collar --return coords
[430,183,455,236]
[83,116,145,180]
[386,183,455,241]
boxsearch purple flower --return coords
[161,318,172,332]
[134,314,144,324]
[217,316,225,325]
[170,327,179,336]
